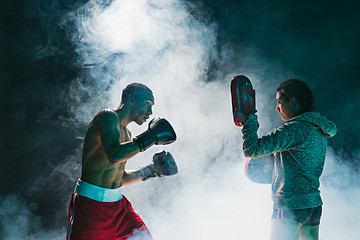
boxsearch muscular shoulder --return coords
[93,109,119,128]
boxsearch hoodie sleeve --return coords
[242,113,306,158]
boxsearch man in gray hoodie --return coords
[241,79,337,240]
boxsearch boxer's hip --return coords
[74,179,123,202]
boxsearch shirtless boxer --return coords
[67,83,177,240]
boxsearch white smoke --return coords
[2,0,358,239]
[67,1,274,239]
[65,0,360,239]
[320,147,360,240]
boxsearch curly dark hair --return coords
[277,79,314,113]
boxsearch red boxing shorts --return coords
[67,180,152,240]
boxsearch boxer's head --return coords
[276,79,313,121]
[121,83,154,125]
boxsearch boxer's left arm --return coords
[98,110,140,164]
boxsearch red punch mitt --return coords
[245,156,274,184]
[230,75,256,126]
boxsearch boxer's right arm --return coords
[98,111,140,164]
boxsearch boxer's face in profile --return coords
[275,92,295,121]
[130,91,154,125]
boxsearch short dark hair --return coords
[277,79,314,113]
[121,83,153,104]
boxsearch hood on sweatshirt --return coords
[289,112,337,138]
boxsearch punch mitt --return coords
[230,75,256,126]
[245,156,274,184]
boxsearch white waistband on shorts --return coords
[74,179,123,202]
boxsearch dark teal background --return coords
[1,0,359,233]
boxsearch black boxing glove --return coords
[135,150,178,181]
[230,75,256,126]
[133,117,176,152]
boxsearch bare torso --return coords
[80,110,131,188]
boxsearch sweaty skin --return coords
[80,91,154,189]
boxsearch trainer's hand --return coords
[133,118,177,152]
[231,75,256,126]
[136,150,178,181]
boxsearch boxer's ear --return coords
[128,94,135,105]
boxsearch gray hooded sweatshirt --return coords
[242,112,337,209]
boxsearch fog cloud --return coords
[1,0,359,239]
